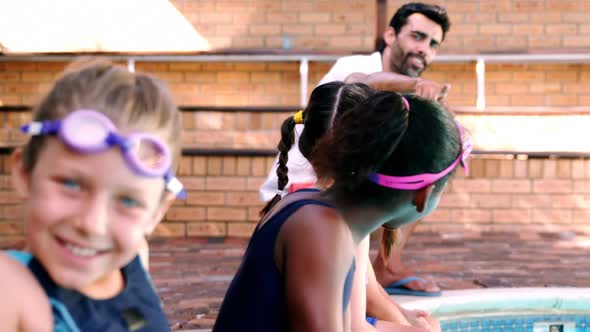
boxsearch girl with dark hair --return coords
[214,83,469,332]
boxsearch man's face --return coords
[385,13,444,77]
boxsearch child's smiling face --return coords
[13,136,171,293]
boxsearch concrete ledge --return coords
[394,287,590,318]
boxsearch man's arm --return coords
[344,72,450,102]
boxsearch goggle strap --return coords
[166,176,186,199]
[21,121,43,135]
[21,120,61,136]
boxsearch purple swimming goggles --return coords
[368,122,472,190]
[21,109,187,199]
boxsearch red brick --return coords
[491,180,531,193]
[184,72,217,82]
[207,207,247,221]
[186,192,225,206]
[187,222,227,237]
[484,160,500,178]
[510,94,545,106]
[267,13,298,24]
[206,157,223,176]
[496,83,529,95]
[471,194,512,208]
[564,35,590,47]
[247,177,266,191]
[574,181,590,193]
[557,160,572,179]
[498,160,513,178]
[511,24,544,35]
[451,209,492,223]
[299,13,331,24]
[439,193,474,208]
[235,157,251,176]
[497,13,530,23]
[493,209,531,223]
[225,192,263,206]
[467,159,485,178]
[573,210,590,223]
[461,13,496,24]
[135,63,170,71]
[248,207,263,221]
[562,13,590,23]
[542,160,557,179]
[512,70,545,83]
[545,94,578,106]
[227,222,257,237]
[421,208,451,222]
[551,194,590,209]
[206,177,246,191]
[529,83,562,94]
[532,209,572,224]
[0,191,22,204]
[511,194,552,208]
[251,158,268,176]
[451,179,492,193]
[514,160,528,178]
[181,177,206,190]
[2,205,23,219]
[178,156,193,176]
[0,222,23,235]
[4,62,36,71]
[166,207,206,221]
[545,0,577,10]
[153,223,186,237]
[533,180,573,193]
[572,160,587,179]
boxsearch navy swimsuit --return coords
[7,251,170,332]
[213,190,355,331]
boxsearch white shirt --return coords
[259,52,384,202]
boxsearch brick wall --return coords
[2,0,590,243]
[168,0,590,53]
[4,61,590,110]
[170,0,376,51]
[0,152,588,244]
[387,0,590,53]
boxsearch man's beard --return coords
[390,51,427,78]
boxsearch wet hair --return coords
[311,91,461,205]
[377,2,451,52]
[259,82,375,216]
[21,57,182,174]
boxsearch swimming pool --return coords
[394,288,590,332]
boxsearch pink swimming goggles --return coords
[21,109,186,199]
[368,121,472,190]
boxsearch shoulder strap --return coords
[5,250,81,332]
[6,250,33,264]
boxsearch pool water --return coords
[393,288,590,332]
[441,313,590,332]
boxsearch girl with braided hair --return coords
[260,82,444,332]
[215,82,468,332]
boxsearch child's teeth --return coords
[65,243,99,257]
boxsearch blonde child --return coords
[0,58,185,331]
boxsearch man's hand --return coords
[415,78,451,102]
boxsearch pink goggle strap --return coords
[401,96,410,112]
[369,121,472,190]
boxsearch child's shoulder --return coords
[0,251,52,331]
